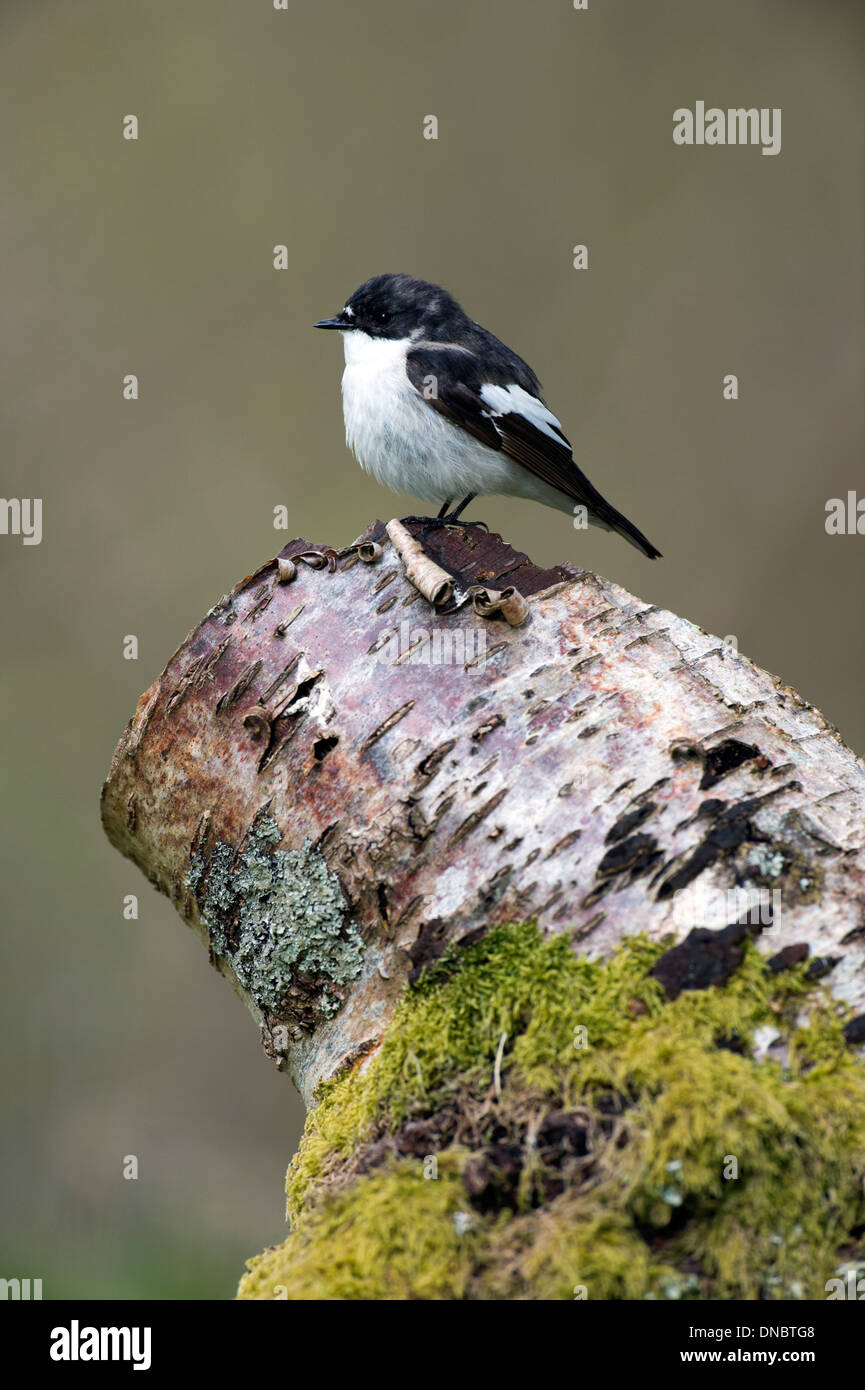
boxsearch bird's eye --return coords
[378,311,391,324]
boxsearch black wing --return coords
[406,345,661,558]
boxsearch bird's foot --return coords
[443,516,490,534]
[422,515,490,540]
[432,492,488,533]
[400,508,464,533]
[399,496,488,535]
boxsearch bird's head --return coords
[315,273,464,343]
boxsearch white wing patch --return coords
[479,382,567,447]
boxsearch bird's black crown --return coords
[331,273,468,340]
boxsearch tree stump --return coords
[101,520,865,1300]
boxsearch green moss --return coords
[238,922,865,1300]
[239,1158,477,1301]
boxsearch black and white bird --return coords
[315,273,661,559]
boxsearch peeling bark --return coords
[101,519,865,1105]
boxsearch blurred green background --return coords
[1,0,862,1299]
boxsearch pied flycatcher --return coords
[315,273,661,558]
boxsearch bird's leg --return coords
[444,493,476,522]
[440,493,489,533]
[416,499,455,537]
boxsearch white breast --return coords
[340,331,415,482]
[339,330,517,503]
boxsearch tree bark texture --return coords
[101,520,865,1107]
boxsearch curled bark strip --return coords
[385,519,454,607]
[276,557,297,584]
[337,540,384,564]
[292,548,338,573]
[358,542,383,563]
[468,584,529,626]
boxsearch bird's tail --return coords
[599,502,662,559]
[570,471,662,559]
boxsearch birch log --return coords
[100,519,865,1107]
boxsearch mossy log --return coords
[100,519,865,1300]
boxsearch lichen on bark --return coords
[187,814,363,1020]
[238,921,865,1301]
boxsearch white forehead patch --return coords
[343,305,354,318]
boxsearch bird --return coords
[314,273,661,559]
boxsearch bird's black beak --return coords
[314,315,349,330]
